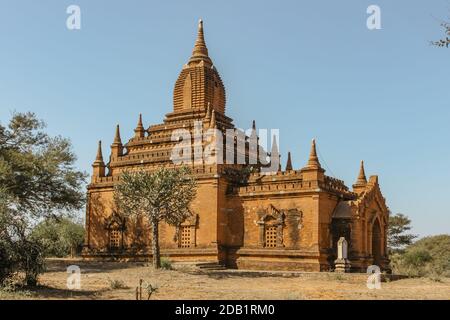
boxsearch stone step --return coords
[196,262,227,270]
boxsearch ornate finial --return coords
[95,140,104,163]
[306,139,321,168]
[286,151,293,171]
[113,124,122,145]
[252,120,256,130]
[134,114,145,138]
[210,109,216,128]
[355,160,368,185]
[189,19,212,65]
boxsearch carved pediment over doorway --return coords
[180,213,199,227]
[104,211,126,231]
[256,204,285,224]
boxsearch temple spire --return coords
[189,19,212,65]
[355,160,367,185]
[134,114,145,138]
[301,139,325,182]
[113,124,122,145]
[306,139,321,168]
[271,135,280,173]
[92,140,105,180]
[94,140,104,163]
[285,151,293,171]
[111,124,123,158]
[250,120,258,140]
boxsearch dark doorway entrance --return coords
[372,218,382,266]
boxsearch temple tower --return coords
[173,20,226,115]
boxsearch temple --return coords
[83,20,390,272]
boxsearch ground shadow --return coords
[45,259,150,274]
[24,285,110,300]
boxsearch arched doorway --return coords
[371,218,382,266]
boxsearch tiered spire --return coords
[306,139,321,168]
[94,140,104,164]
[188,19,212,65]
[285,151,293,171]
[110,124,123,158]
[92,140,105,180]
[249,120,258,141]
[270,135,280,173]
[112,124,122,145]
[355,160,367,185]
[134,114,145,138]
[301,139,325,182]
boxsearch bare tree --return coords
[114,166,197,269]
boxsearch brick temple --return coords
[83,20,390,272]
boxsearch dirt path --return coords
[2,260,449,300]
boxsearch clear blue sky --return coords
[0,0,449,237]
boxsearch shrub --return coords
[160,257,172,270]
[30,217,85,258]
[109,279,129,290]
[391,234,450,278]
[402,249,432,268]
[0,205,46,287]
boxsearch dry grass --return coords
[1,259,449,300]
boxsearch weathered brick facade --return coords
[82,21,390,272]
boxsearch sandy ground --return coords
[1,259,449,300]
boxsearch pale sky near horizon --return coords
[0,0,449,237]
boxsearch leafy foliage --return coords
[432,22,450,48]
[160,257,173,270]
[388,213,417,253]
[390,235,450,278]
[114,166,197,268]
[0,112,86,287]
[30,217,85,257]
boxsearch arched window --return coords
[257,205,285,248]
[105,212,126,251]
[179,226,194,248]
[177,214,199,248]
[110,228,121,249]
[371,218,382,266]
[264,224,278,248]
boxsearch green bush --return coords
[0,113,86,287]
[30,217,85,258]
[391,234,450,278]
[160,257,172,270]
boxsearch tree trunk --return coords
[151,218,161,269]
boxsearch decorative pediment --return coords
[181,214,199,227]
[350,177,389,222]
[257,204,285,224]
[104,211,126,231]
